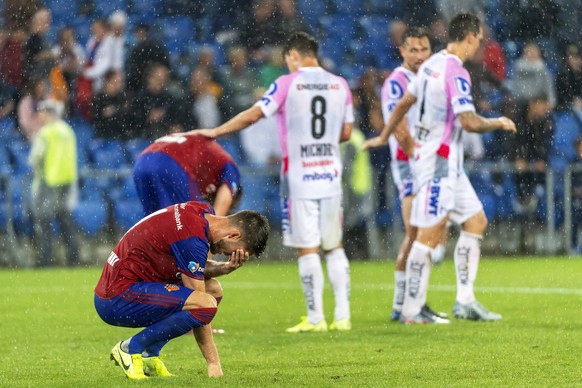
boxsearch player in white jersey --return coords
[373,27,449,322]
[190,32,354,332]
[364,14,516,323]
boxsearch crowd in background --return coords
[3,0,582,260]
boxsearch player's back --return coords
[410,50,473,186]
[276,67,353,199]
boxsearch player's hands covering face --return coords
[226,249,250,272]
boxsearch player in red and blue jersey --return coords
[94,201,269,379]
[133,134,242,216]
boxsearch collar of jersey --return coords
[440,49,463,65]
[298,66,323,71]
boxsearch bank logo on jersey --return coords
[388,80,404,100]
[188,261,204,275]
[454,77,471,96]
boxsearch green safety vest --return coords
[346,128,372,195]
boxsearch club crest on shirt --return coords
[388,80,404,99]
[164,284,179,292]
[454,77,471,96]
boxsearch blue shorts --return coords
[133,152,198,215]
[94,282,194,328]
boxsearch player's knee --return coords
[204,278,223,301]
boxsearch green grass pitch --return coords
[0,258,581,387]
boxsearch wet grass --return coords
[0,257,581,387]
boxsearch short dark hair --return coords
[283,31,318,57]
[448,13,481,42]
[230,210,270,257]
[400,26,431,46]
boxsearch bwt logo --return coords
[302,171,336,182]
[428,185,441,216]
[458,97,474,105]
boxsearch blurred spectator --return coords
[4,0,38,31]
[437,0,484,22]
[465,46,507,114]
[386,20,408,69]
[239,0,281,54]
[195,46,222,97]
[428,16,447,52]
[240,87,281,166]
[482,24,506,81]
[182,66,221,129]
[259,46,286,87]
[219,46,258,119]
[278,0,309,37]
[511,42,557,109]
[571,137,582,250]
[52,26,86,98]
[403,0,438,27]
[17,76,48,141]
[463,132,485,161]
[513,97,554,216]
[107,10,127,72]
[91,69,129,139]
[126,23,169,92]
[0,28,27,90]
[341,126,373,259]
[129,63,176,139]
[28,99,79,267]
[23,8,54,81]
[556,44,582,112]
[0,77,16,120]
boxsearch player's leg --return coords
[55,185,80,266]
[392,194,416,321]
[31,183,55,267]
[449,175,501,321]
[431,224,449,266]
[283,197,327,333]
[321,195,351,331]
[401,178,452,324]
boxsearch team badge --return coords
[188,261,202,274]
[164,284,179,292]
[454,77,471,96]
[388,80,404,99]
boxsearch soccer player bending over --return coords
[94,202,269,379]
[364,13,516,323]
[191,32,354,332]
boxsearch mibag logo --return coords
[302,170,338,182]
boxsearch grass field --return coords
[1,257,581,387]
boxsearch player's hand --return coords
[498,116,517,133]
[361,136,387,150]
[207,362,223,378]
[225,249,250,273]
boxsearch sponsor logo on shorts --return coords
[428,179,441,216]
[164,284,180,292]
[302,170,338,182]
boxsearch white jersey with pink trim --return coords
[407,50,476,187]
[255,66,354,199]
[381,66,417,197]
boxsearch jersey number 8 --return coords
[311,96,326,139]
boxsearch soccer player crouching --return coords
[94,202,269,379]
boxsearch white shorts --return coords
[282,195,343,250]
[410,173,483,228]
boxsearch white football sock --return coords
[325,248,351,321]
[454,231,482,304]
[298,253,325,324]
[392,271,406,312]
[431,243,446,264]
[402,242,431,318]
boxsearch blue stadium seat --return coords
[296,0,328,29]
[331,0,365,16]
[68,117,96,144]
[320,38,349,68]
[0,118,16,140]
[319,15,357,45]
[217,138,244,165]
[368,0,403,17]
[89,139,128,169]
[125,138,150,162]
[130,0,162,21]
[113,199,144,231]
[79,176,107,200]
[0,143,10,175]
[72,199,108,236]
[72,16,92,46]
[359,16,390,42]
[159,16,194,54]
[93,0,128,17]
[493,173,518,220]
[7,141,31,175]
[552,112,581,162]
[46,0,79,25]
[9,175,34,237]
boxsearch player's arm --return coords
[339,123,353,143]
[392,116,415,158]
[362,92,417,150]
[457,112,517,133]
[181,275,223,378]
[212,184,233,216]
[204,249,250,278]
[186,106,265,138]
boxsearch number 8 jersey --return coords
[255,67,354,199]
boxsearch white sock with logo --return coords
[298,253,325,324]
[454,231,482,304]
[393,271,406,312]
[402,242,431,318]
[325,248,350,321]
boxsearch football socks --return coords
[454,231,482,304]
[325,248,351,322]
[402,242,431,318]
[298,253,325,324]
